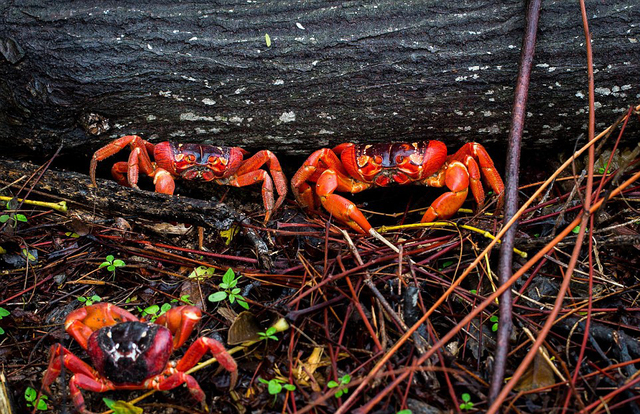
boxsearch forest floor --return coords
[1,109,640,414]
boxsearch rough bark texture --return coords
[0,0,638,160]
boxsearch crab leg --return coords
[154,305,202,349]
[90,135,155,188]
[42,344,114,414]
[69,374,117,414]
[291,148,351,212]
[175,337,238,378]
[42,344,99,390]
[234,150,289,217]
[224,170,277,223]
[315,169,373,234]
[450,143,505,208]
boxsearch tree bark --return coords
[1,0,638,159]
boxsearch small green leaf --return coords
[106,255,115,262]
[222,268,235,285]
[490,315,499,323]
[144,305,160,315]
[77,297,87,303]
[231,288,241,295]
[327,380,338,388]
[113,259,125,267]
[0,215,9,223]
[259,378,269,385]
[36,399,48,411]
[572,225,581,234]
[25,387,36,401]
[16,214,27,222]
[341,374,351,384]
[237,299,250,310]
[65,231,80,238]
[440,260,454,269]
[99,262,110,268]
[208,291,228,302]
[462,393,471,402]
[0,307,10,317]
[107,264,116,272]
[265,33,271,47]
[283,383,296,391]
[160,303,172,313]
[396,410,412,414]
[268,380,282,395]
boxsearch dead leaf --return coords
[515,351,556,391]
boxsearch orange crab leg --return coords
[154,305,202,349]
[90,135,155,187]
[110,162,130,187]
[175,336,238,379]
[291,148,350,211]
[450,143,505,208]
[64,303,139,349]
[42,344,99,391]
[229,149,288,222]
[42,344,114,414]
[315,169,373,234]
[420,161,470,222]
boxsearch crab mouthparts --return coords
[181,167,215,181]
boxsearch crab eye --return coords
[185,154,196,163]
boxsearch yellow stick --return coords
[378,221,528,258]
[0,196,67,213]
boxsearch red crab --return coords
[41,303,237,413]
[291,141,505,234]
[90,135,288,222]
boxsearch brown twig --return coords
[490,0,542,403]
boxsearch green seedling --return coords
[0,212,27,228]
[397,410,412,414]
[25,386,48,411]
[99,255,126,276]
[490,315,499,332]
[438,260,454,271]
[258,326,279,342]
[460,393,474,411]
[327,374,351,398]
[78,295,102,306]
[208,268,249,310]
[171,294,194,305]
[138,303,172,322]
[0,307,9,335]
[259,378,295,403]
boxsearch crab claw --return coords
[65,303,139,349]
[154,305,202,349]
[420,161,470,222]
